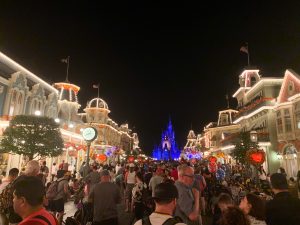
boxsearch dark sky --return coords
[1,2,300,154]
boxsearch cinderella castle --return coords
[152,119,181,160]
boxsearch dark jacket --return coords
[265,191,300,225]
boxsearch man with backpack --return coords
[47,170,70,225]
[134,182,186,225]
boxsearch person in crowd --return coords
[48,170,70,225]
[0,168,19,225]
[239,193,266,225]
[125,163,136,212]
[115,163,122,175]
[170,166,179,181]
[13,176,57,225]
[287,177,298,198]
[4,160,41,225]
[58,160,64,170]
[265,173,300,225]
[212,193,233,225]
[194,166,206,216]
[144,167,153,186]
[131,171,148,221]
[51,162,58,181]
[149,167,164,196]
[277,167,287,177]
[0,168,19,194]
[40,161,49,185]
[175,164,199,225]
[219,206,250,225]
[89,170,121,225]
[85,165,100,193]
[134,182,186,225]
[79,161,85,177]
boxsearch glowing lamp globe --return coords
[246,149,265,166]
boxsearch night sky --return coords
[1,2,300,154]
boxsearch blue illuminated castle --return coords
[152,119,181,160]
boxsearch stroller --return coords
[64,181,93,225]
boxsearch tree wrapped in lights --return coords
[0,115,64,160]
[232,131,259,165]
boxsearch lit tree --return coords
[0,115,64,160]
[232,131,259,165]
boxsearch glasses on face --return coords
[183,174,194,179]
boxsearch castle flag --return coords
[240,46,248,54]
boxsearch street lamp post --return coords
[82,127,98,178]
[250,130,259,185]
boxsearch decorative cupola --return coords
[217,109,239,126]
[53,82,81,123]
[84,97,110,124]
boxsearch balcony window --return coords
[277,111,283,134]
[284,109,292,132]
[295,102,300,129]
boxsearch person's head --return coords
[129,163,135,171]
[270,173,288,193]
[8,168,19,181]
[53,162,56,166]
[135,171,143,183]
[25,160,40,176]
[219,206,250,225]
[42,161,46,166]
[153,182,178,214]
[177,164,194,186]
[92,165,97,171]
[289,177,295,182]
[217,193,233,212]
[13,176,45,218]
[239,193,265,220]
[100,170,110,182]
[156,168,163,176]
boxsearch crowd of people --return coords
[0,159,299,225]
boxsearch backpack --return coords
[142,216,183,225]
[46,179,65,200]
[64,216,80,225]
[141,183,151,205]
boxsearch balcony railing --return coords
[220,131,270,146]
[234,97,275,120]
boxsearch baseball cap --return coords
[100,169,110,177]
[152,182,178,200]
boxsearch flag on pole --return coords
[93,84,99,88]
[61,57,69,63]
[240,46,248,54]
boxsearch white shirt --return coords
[127,171,136,184]
[51,165,58,175]
[134,212,186,225]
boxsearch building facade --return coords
[0,51,136,175]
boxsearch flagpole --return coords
[65,56,70,82]
[246,43,250,66]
